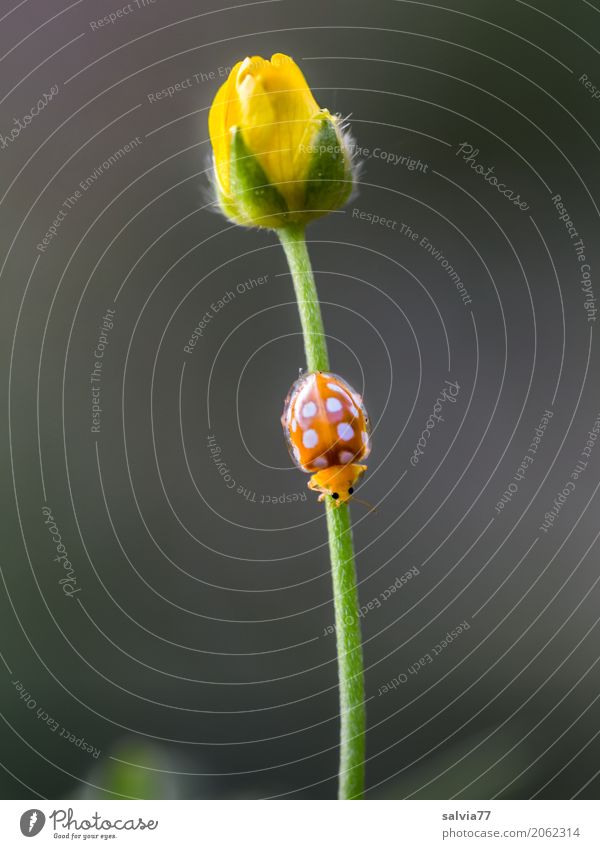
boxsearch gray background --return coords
[1,0,599,799]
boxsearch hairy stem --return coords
[278,224,329,374]
[278,223,366,800]
[324,499,366,800]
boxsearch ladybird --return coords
[281,371,371,505]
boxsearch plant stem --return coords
[278,223,366,800]
[325,501,366,800]
[277,223,329,374]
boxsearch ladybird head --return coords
[309,464,367,505]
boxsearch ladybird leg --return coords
[308,480,335,505]
[308,477,328,501]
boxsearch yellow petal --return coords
[236,54,321,210]
[208,60,243,196]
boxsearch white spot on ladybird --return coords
[337,423,354,441]
[361,431,369,445]
[302,401,317,418]
[348,403,359,417]
[312,456,328,468]
[327,382,352,401]
[291,418,298,432]
[303,428,319,449]
[326,397,343,413]
[339,450,354,464]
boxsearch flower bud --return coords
[208,53,355,228]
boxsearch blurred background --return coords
[1,0,600,799]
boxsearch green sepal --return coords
[228,127,289,227]
[303,117,353,218]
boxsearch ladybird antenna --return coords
[351,496,377,513]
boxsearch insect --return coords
[281,371,371,505]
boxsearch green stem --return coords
[278,223,366,800]
[325,502,366,800]
[277,224,329,374]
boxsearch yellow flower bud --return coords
[208,53,355,228]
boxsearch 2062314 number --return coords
[530,827,581,838]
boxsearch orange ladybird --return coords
[281,371,371,505]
